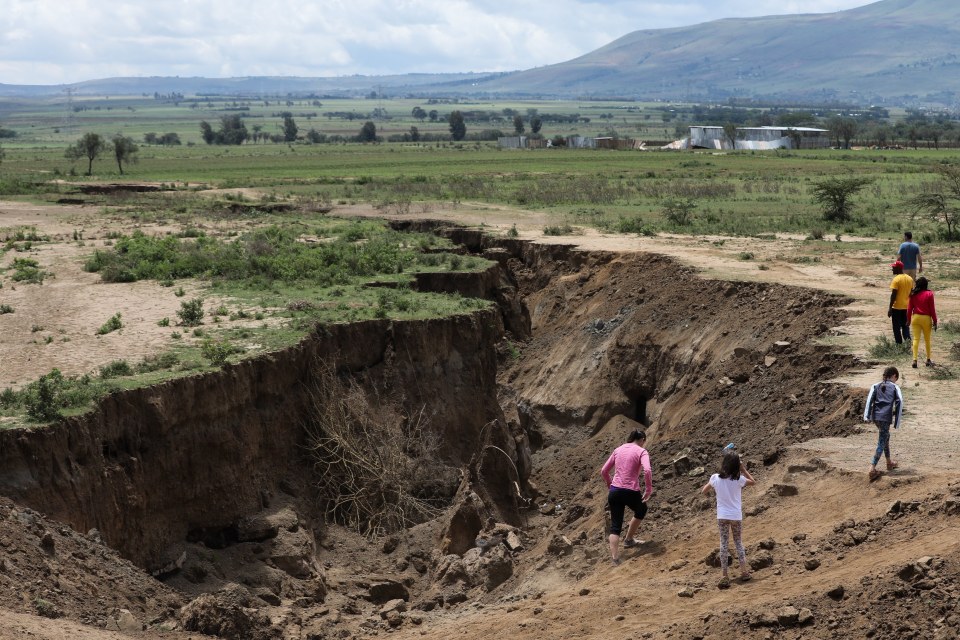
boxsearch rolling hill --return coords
[464,0,960,104]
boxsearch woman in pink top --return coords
[908,276,938,368]
[600,429,653,566]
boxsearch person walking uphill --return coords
[888,261,914,346]
[864,366,903,482]
[897,231,923,281]
[600,429,653,566]
[700,451,755,589]
[908,276,938,368]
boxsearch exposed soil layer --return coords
[1,207,960,639]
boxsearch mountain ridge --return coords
[2,0,958,106]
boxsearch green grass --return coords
[868,335,912,360]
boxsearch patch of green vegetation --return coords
[99,360,133,378]
[95,312,123,335]
[868,334,910,360]
[10,257,49,284]
[0,304,13,314]
[543,224,575,236]
[0,369,119,422]
[201,337,243,367]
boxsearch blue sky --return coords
[0,0,875,85]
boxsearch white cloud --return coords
[0,0,875,84]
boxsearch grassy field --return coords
[1,139,956,240]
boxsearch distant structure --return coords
[665,125,830,150]
[497,136,646,150]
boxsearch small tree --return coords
[812,177,872,222]
[835,118,858,149]
[909,165,960,239]
[409,126,420,142]
[358,121,377,143]
[66,133,106,175]
[411,106,427,122]
[722,123,739,150]
[513,114,525,135]
[199,121,216,144]
[448,110,466,141]
[530,116,542,134]
[282,115,298,142]
[111,135,138,174]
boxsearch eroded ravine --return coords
[2,224,958,639]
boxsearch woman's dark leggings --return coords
[607,487,647,535]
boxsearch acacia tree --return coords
[909,165,960,239]
[448,111,466,141]
[66,132,106,175]
[812,177,872,222]
[111,135,138,175]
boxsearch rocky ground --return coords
[1,197,960,639]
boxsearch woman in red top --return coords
[908,276,938,368]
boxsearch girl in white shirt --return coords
[700,451,756,588]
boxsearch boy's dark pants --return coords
[891,309,911,344]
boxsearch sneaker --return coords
[868,469,882,482]
[611,557,621,566]
[912,361,918,369]
[926,360,934,367]
[886,460,899,471]
[623,538,643,548]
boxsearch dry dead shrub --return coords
[305,362,456,537]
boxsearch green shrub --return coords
[176,298,204,326]
[201,338,241,367]
[662,198,697,226]
[868,335,909,359]
[448,254,464,270]
[136,351,180,373]
[11,257,48,284]
[96,312,123,335]
[507,224,519,238]
[99,360,133,378]
[543,224,574,236]
[157,317,170,327]
[738,252,755,261]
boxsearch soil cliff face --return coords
[0,311,506,571]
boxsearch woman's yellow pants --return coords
[911,314,933,362]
